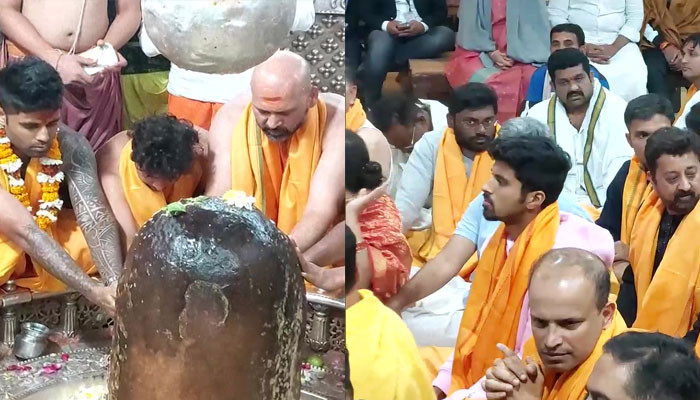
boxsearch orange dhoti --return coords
[168,94,224,131]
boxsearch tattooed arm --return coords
[59,127,123,284]
[0,189,115,314]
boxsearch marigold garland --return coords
[0,116,64,231]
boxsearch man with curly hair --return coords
[97,115,206,250]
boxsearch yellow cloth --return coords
[348,289,435,400]
[677,85,699,124]
[522,312,628,400]
[411,127,496,265]
[0,156,95,291]
[620,156,652,245]
[118,140,203,227]
[346,99,367,132]
[449,203,560,394]
[629,190,700,336]
[418,346,454,379]
[120,71,169,130]
[230,101,326,234]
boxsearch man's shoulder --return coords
[411,128,444,160]
[523,97,551,120]
[601,87,628,111]
[556,212,615,266]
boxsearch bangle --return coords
[660,41,670,50]
[356,241,368,252]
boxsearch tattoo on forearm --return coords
[23,222,97,295]
[59,129,123,282]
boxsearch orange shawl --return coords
[230,101,326,234]
[359,194,412,301]
[346,99,367,132]
[620,156,652,245]
[678,85,699,124]
[449,203,560,394]
[412,127,495,265]
[642,0,700,49]
[119,140,202,227]
[629,190,700,336]
[522,312,629,400]
[0,142,95,291]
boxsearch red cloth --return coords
[359,195,412,301]
[444,0,536,122]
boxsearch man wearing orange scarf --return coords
[97,115,205,250]
[395,83,499,266]
[429,136,614,399]
[676,34,700,129]
[345,66,392,179]
[0,58,122,313]
[205,51,344,253]
[596,94,674,304]
[480,248,626,400]
[622,127,700,340]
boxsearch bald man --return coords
[478,248,627,400]
[206,51,345,252]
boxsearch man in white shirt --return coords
[676,34,700,130]
[359,0,455,103]
[549,0,648,102]
[524,48,632,213]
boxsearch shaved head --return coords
[250,51,318,142]
[528,248,615,374]
[530,248,610,310]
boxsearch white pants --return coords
[591,42,648,102]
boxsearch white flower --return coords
[36,210,58,222]
[222,190,255,210]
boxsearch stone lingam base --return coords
[0,333,345,400]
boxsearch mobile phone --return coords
[399,22,411,29]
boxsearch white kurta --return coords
[676,90,700,130]
[548,0,648,102]
[523,80,633,207]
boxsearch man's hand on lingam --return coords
[85,283,116,318]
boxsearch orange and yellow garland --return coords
[0,117,63,230]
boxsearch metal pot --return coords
[13,322,50,360]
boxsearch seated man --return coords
[205,51,344,253]
[97,115,206,250]
[0,58,121,310]
[596,94,674,293]
[587,332,700,400]
[445,0,550,121]
[641,0,700,102]
[676,34,700,129]
[525,23,609,111]
[389,118,592,349]
[524,49,632,216]
[622,127,700,338]
[480,248,627,400]
[345,66,392,178]
[370,91,448,199]
[359,0,455,104]
[0,0,141,151]
[425,136,614,399]
[548,0,648,102]
[346,224,435,400]
[396,83,498,266]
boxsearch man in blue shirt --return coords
[524,23,609,111]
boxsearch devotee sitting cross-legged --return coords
[395,82,499,266]
[205,51,345,254]
[0,57,122,312]
[587,332,700,400]
[420,135,614,399]
[388,118,592,348]
[596,94,674,291]
[524,23,610,112]
[548,0,648,102]
[480,248,627,400]
[97,115,207,251]
[619,127,700,337]
[524,48,632,218]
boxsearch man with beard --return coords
[481,248,627,400]
[395,83,499,266]
[524,48,632,218]
[420,136,614,399]
[205,51,345,253]
[621,127,700,339]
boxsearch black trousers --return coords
[643,47,683,103]
[362,26,455,102]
